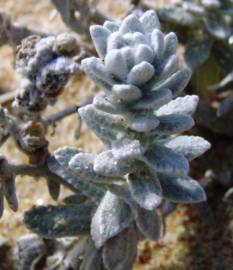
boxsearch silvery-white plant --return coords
[24,10,211,270]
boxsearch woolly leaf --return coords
[163,32,178,59]
[69,152,122,183]
[145,145,189,176]
[91,191,133,248]
[165,136,211,160]
[48,157,104,203]
[79,105,128,145]
[160,55,179,80]
[155,114,194,135]
[150,29,164,60]
[133,89,172,110]
[128,61,154,86]
[107,32,125,51]
[152,68,191,96]
[94,150,130,177]
[112,84,142,101]
[24,203,93,238]
[105,49,128,81]
[159,174,206,203]
[135,206,162,241]
[81,57,114,91]
[140,10,161,32]
[128,114,160,133]
[127,171,162,210]
[103,21,119,32]
[156,95,199,116]
[119,14,144,34]
[135,44,154,65]
[93,93,120,114]
[54,146,81,167]
[112,139,144,161]
[90,25,110,58]
[102,226,138,270]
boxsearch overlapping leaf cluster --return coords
[25,10,210,270]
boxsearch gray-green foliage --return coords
[25,10,210,270]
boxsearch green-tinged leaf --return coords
[144,145,189,176]
[159,174,206,203]
[165,136,211,160]
[24,203,93,238]
[102,226,138,270]
[69,152,122,183]
[91,191,133,248]
[48,157,104,203]
[127,171,162,210]
[135,206,162,241]
[185,38,213,69]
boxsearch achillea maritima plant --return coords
[25,10,211,270]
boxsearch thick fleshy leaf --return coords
[165,136,211,161]
[127,171,162,210]
[107,32,125,51]
[156,95,199,116]
[152,68,191,96]
[105,50,128,81]
[80,239,103,270]
[54,147,81,168]
[79,105,128,145]
[112,84,142,101]
[185,38,213,69]
[224,188,233,204]
[94,151,130,177]
[63,193,88,205]
[90,25,110,58]
[205,19,231,40]
[163,32,178,59]
[209,71,233,92]
[81,57,114,91]
[150,29,164,60]
[112,139,144,161]
[135,44,154,65]
[159,174,206,203]
[119,14,144,34]
[140,10,161,32]
[102,226,138,270]
[69,153,122,183]
[218,96,233,117]
[155,114,194,135]
[103,21,119,32]
[145,145,189,176]
[24,203,93,238]
[133,89,172,110]
[91,191,133,248]
[128,114,160,133]
[160,55,179,80]
[128,62,155,86]
[135,206,162,241]
[48,157,104,203]
[93,93,121,114]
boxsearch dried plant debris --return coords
[24,10,210,270]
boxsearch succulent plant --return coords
[24,10,211,270]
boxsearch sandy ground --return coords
[1,1,233,270]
